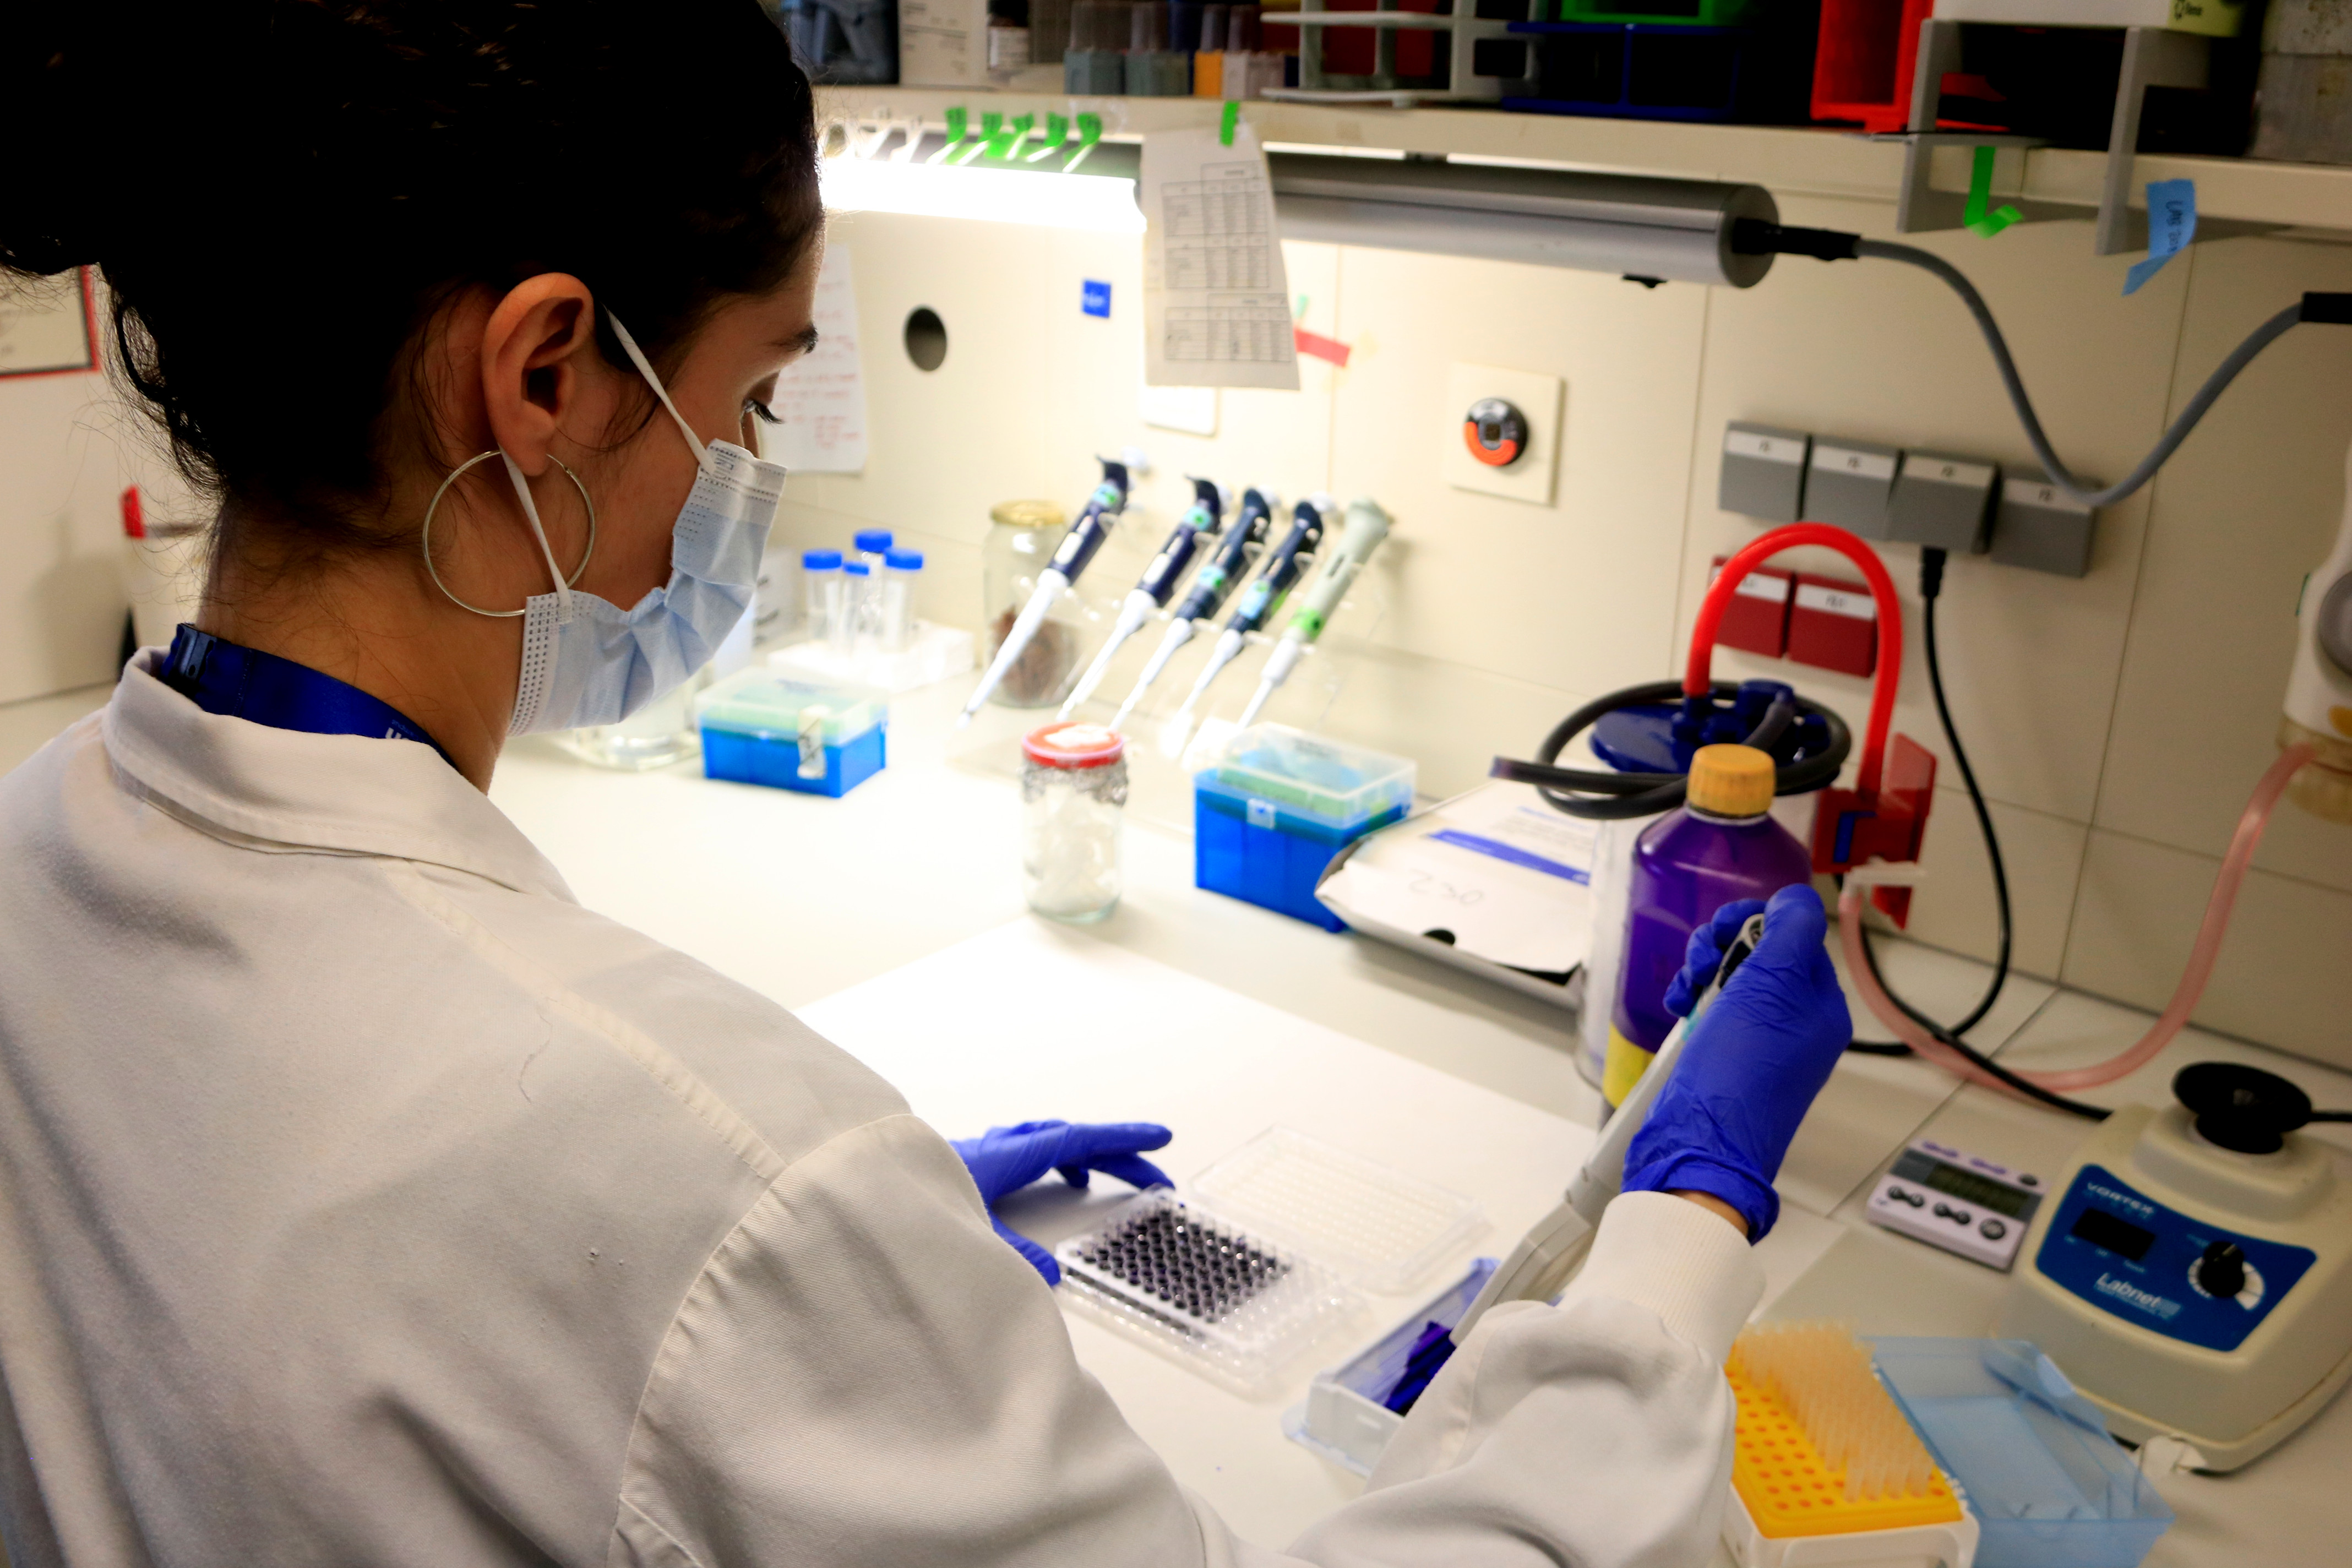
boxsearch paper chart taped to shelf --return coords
[763,242,869,473]
[1141,124,1300,391]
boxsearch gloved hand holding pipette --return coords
[1621,885,1852,1240]
[950,1119,1174,1283]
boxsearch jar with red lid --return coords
[1021,722,1128,922]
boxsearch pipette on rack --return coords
[956,458,1133,727]
[1059,478,1229,720]
[1158,494,1329,751]
[1109,487,1276,733]
[1233,498,1392,728]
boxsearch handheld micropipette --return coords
[1372,913,1770,1419]
[1451,912,1766,1347]
[1161,494,1329,738]
[956,458,1132,727]
[1059,477,1229,720]
[1233,498,1392,729]
[1109,486,1276,732]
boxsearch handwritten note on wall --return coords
[766,242,869,473]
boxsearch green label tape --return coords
[1065,113,1104,172]
[1221,101,1240,147]
[1964,145,2022,238]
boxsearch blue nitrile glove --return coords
[1621,884,1850,1241]
[950,1120,1174,1284]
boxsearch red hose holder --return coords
[1686,523,1936,927]
[1811,735,1939,925]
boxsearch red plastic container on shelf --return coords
[1810,0,1932,131]
[1309,0,1440,80]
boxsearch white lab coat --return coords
[0,650,1763,1567]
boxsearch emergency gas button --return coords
[1463,399,1529,468]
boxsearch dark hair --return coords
[3,0,820,553]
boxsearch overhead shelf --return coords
[818,86,2352,238]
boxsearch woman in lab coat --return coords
[0,3,1852,1564]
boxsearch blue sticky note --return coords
[1081,280,1112,318]
[2125,179,2196,296]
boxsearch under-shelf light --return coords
[819,153,1145,235]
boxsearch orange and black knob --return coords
[1463,398,1527,468]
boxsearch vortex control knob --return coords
[2195,1240,2247,1300]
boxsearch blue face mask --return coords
[428,311,786,736]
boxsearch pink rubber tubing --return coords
[1843,743,2320,1102]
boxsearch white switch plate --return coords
[1440,362,1564,507]
[1140,383,1218,436]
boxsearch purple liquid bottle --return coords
[1605,743,1812,1108]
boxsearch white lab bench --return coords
[488,678,2352,1566]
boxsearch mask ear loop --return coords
[500,453,580,625]
[420,450,597,622]
[605,311,710,468]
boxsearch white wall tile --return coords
[1894,788,2086,982]
[1676,197,2184,825]
[2062,827,2352,1072]
[2094,235,2352,895]
[1326,245,1708,696]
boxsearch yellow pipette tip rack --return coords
[1724,1324,1977,1568]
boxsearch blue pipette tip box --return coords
[1871,1337,2175,1568]
[1194,725,1414,930]
[694,668,888,798]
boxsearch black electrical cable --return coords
[2312,1110,2352,1122]
[1494,680,1850,821]
[1843,548,2017,1054]
[1727,217,2352,511]
[1918,553,2012,1036]
[1850,910,2113,1121]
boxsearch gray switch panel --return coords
[1990,471,2098,578]
[1806,439,1901,538]
[1889,450,1997,553]
[1719,423,1811,522]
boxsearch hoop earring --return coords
[421,450,598,618]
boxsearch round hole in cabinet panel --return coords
[904,307,948,372]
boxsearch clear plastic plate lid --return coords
[1056,1189,1363,1400]
[1189,1126,1489,1295]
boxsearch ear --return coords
[480,274,598,477]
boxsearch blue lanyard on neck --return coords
[161,625,454,769]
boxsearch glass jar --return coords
[1021,722,1128,922]
[982,499,1085,709]
[548,669,710,772]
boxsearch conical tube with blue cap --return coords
[1060,477,1228,720]
[957,459,1132,726]
[1234,497,1392,729]
[1110,486,1276,732]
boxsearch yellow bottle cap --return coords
[1687,743,1775,818]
